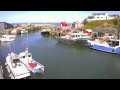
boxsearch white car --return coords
[107,34,114,39]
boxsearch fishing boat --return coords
[21,29,28,34]
[5,52,31,79]
[56,30,92,45]
[18,48,44,74]
[0,35,16,42]
[87,38,120,54]
[18,32,44,74]
[41,29,50,35]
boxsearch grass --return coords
[83,18,118,29]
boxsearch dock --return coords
[0,62,4,79]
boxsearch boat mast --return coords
[26,31,28,52]
[14,41,15,53]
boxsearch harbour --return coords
[1,11,120,79]
[1,30,120,79]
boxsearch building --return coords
[72,21,84,29]
[0,22,14,30]
[86,12,119,22]
[0,22,14,34]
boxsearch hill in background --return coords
[83,18,118,29]
[82,18,119,34]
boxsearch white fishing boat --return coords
[18,48,44,74]
[18,32,44,74]
[0,35,16,42]
[5,52,31,79]
[56,30,92,45]
[41,29,50,35]
[21,29,28,34]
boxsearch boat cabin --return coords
[107,39,120,47]
[68,31,91,39]
[10,53,21,68]
[1,36,14,39]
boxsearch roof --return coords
[93,13,106,15]
[61,26,71,30]
[109,15,119,17]
[0,22,6,23]
[10,52,19,60]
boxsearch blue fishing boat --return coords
[87,38,120,54]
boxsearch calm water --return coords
[1,30,120,79]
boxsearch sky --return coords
[0,11,120,23]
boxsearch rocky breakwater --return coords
[10,24,56,34]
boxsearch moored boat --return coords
[41,29,50,35]
[5,52,31,79]
[18,48,44,74]
[56,30,92,45]
[0,35,16,42]
[87,38,120,54]
[21,29,28,34]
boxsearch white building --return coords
[72,21,84,29]
[86,12,119,22]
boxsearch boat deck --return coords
[6,63,15,79]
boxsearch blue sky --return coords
[0,11,119,23]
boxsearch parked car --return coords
[93,32,105,37]
[107,34,115,39]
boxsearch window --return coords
[23,56,25,58]
[28,54,31,57]
[115,41,119,46]
[72,35,75,37]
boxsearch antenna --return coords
[14,41,15,53]
[26,31,29,52]
[9,43,12,52]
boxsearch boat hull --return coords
[41,31,50,35]
[21,30,28,34]
[57,38,77,44]
[87,41,120,54]
[5,54,30,79]
[1,39,15,42]
[57,37,91,45]
[77,38,92,45]
[24,64,44,73]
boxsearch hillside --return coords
[83,18,118,29]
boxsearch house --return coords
[72,21,84,29]
[86,12,119,22]
[0,22,14,30]
[0,22,14,34]
[60,22,71,29]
